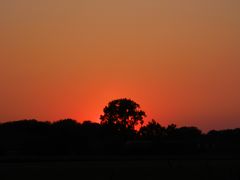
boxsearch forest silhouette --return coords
[0,98,240,157]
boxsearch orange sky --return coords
[0,0,240,131]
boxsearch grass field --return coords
[1,157,240,180]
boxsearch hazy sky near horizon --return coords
[0,0,240,131]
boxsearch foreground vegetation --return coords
[0,118,240,157]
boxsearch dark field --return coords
[1,157,240,180]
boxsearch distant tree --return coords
[177,126,202,139]
[165,124,202,139]
[82,120,100,128]
[81,120,101,136]
[53,119,79,127]
[139,119,166,139]
[100,98,146,132]
[166,124,177,137]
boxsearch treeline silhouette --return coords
[0,98,239,157]
[0,119,240,157]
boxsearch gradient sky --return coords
[0,0,240,131]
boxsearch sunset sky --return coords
[1,0,240,131]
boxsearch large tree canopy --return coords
[100,98,146,131]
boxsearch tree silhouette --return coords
[100,98,146,132]
[139,119,166,139]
